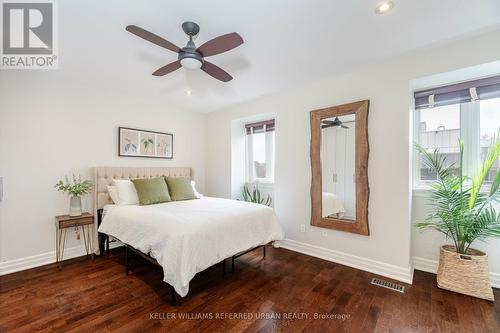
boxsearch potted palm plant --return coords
[415,135,500,301]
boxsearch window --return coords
[414,75,500,187]
[245,119,275,182]
[480,99,500,182]
[418,104,461,181]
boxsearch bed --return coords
[93,167,284,304]
[322,192,345,218]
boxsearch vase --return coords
[69,196,82,217]
[437,245,494,301]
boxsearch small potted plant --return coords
[415,134,500,301]
[55,175,93,217]
[242,183,272,207]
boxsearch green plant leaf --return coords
[241,183,272,207]
[414,131,500,254]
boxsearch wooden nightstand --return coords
[55,213,94,269]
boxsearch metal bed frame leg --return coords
[123,243,178,306]
[121,242,267,306]
[97,209,111,255]
[171,286,177,306]
[231,244,266,273]
[125,246,129,276]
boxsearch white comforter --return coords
[98,197,284,297]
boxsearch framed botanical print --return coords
[118,127,173,159]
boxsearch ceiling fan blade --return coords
[341,125,349,129]
[201,61,233,82]
[152,61,182,76]
[196,32,243,57]
[322,120,335,125]
[126,25,181,53]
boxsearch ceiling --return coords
[60,0,500,113]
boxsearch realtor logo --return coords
[1,0,57,69]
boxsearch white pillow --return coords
[191,180,203,199]
[113,179,139,205]
[107,185,120,204]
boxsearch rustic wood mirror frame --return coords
[310,100,370,235]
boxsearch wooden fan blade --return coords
[196,32,243,57]
[152,61,182,76]
[126,25,181,53]
[201,61,232,82]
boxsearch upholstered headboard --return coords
[93,166,192,210]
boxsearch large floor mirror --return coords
[310,100,370,235]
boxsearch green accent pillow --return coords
[165,176,197,201]
[131,177,171,205]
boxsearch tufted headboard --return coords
[93,166,192,210]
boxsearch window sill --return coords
[246,181,275,190]
[412,187,431,198]
[413,184,494,197]
[247,179,274,185]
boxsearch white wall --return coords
[205,29,500,283]
[230,118,247,199]
[0,75,207,268]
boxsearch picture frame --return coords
[118,127,173,159]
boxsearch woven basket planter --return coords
[437,245,494,301]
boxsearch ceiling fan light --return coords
[375,1,394,14]
[180,57,202,70]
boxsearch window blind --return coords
[414,75,500,109]
[245,119,275,134]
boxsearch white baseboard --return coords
[492,273,500,289]
[412,256,438,274]
[277,238,413,284]
[0,242,122,276]
[413,256,500,289]
[0,246,87,276]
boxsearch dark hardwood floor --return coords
[0,246,498,333]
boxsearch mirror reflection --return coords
[321,114,356,221]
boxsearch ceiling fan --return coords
[321,117,350,129]
[125,21,243,82]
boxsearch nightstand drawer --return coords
[55,213,94,229]
[59,217,93,228]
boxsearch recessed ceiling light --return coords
[375,1,394,14]
[185,90,192,95]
